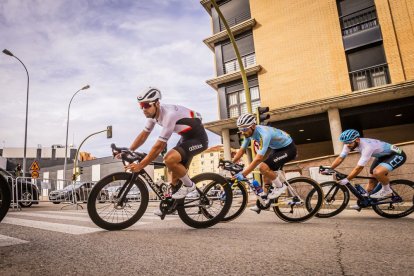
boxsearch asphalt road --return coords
[0,203,413,276]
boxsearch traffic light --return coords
[257,106,270,125]
[78,166,84,175]
[107,125,112,139]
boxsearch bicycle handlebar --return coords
[218,159,244,175]
[111,143,165,167]
[319,166,347,180]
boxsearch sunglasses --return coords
[139,102,155,109]
[238,127,251,133]
[344,140,356,145]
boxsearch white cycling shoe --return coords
[154,209,163,217]
[250,205,261,214]
[171,183,196,199]
[370,188,393,199]
[267,184,287,199]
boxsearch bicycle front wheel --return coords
[273,177,323,222]
[372,179,414,218]
[87,172,149,230]
[315,181,349,218]
[177,173,232,228]
[218,181,248,222]
[0,175,11,222]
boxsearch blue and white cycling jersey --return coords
[339,138,402,166]
[241,125,293,156]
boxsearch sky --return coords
[0,0,221,158]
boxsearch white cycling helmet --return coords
[237,113,256,127]
[137,87,162,102]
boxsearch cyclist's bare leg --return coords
[164,149,187,186]
[259,162,276,193]
[366,176,377,193]
[372,165,390,185]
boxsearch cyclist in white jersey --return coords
[329,129,406,200]
[232,114,297,213]
[123,87,208,207]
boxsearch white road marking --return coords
[2,217,103,235]
[0,234,29,247]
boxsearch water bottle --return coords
[355,184,367,196]
[251,180,263,195]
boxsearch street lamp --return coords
[3,49,30,176]
[63,85,90,179]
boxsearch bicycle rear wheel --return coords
[372,179,414,218]
[273,177,323,222]
[0,175,11,222]
[315,181,349,218]
[178,173,232,228]
[87,172,149,230]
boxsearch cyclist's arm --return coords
[330,156,344,169]
[241,154,264,177]
[130,130,151,151]
[346,165,364,181]
[232,148,245,163]
[136,140,167,169]
[331,145,349,169]
[233,137,250,163]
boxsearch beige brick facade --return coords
[375,0,414,82]
[250,0,351,109]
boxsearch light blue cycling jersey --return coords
[339,138,402,166]
[241,125,293,155]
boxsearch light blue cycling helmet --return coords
[339,129,360,143]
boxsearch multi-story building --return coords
[201,0,414,160]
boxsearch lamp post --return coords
[63,85,90,179]
[3,49,30,176]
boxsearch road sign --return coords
[31,171,39,179]
[30,160,40,171]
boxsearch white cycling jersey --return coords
[143,104,202,143]
[339,138,402,166]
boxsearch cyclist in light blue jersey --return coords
[330,129,407,200]
[231,114,297,213]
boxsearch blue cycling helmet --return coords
[339,129,360,143]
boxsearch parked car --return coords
[0,168,39,208]
[125,186,141,201]
[49,182,106,204]
[105,185,122,202]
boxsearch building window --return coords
[210,153,214,157]
[224,53,256,74]
[227,86,261,118]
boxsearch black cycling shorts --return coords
[263,142,297,171]
[173,118,209,168]
[370,151,406,174]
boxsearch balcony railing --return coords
[349,63,390,91]
[224,53,256,74]
[340,6,378,36]
[219,11,251,31]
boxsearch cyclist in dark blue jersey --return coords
[231,113,297,213]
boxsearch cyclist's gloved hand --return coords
[234,172,245,181]
[338,178,349,185]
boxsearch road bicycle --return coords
[215,160,323,223]
[0,174,11,222]
[316,166,414,218]
[87,144,232,230]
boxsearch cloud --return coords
[0,0,221,157]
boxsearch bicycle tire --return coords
[0,175,11,222]
[87,172,149,230]
[273,177,323,222]
[178,173,232,228]
[372,179,414,219]
[315,181,349,218]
